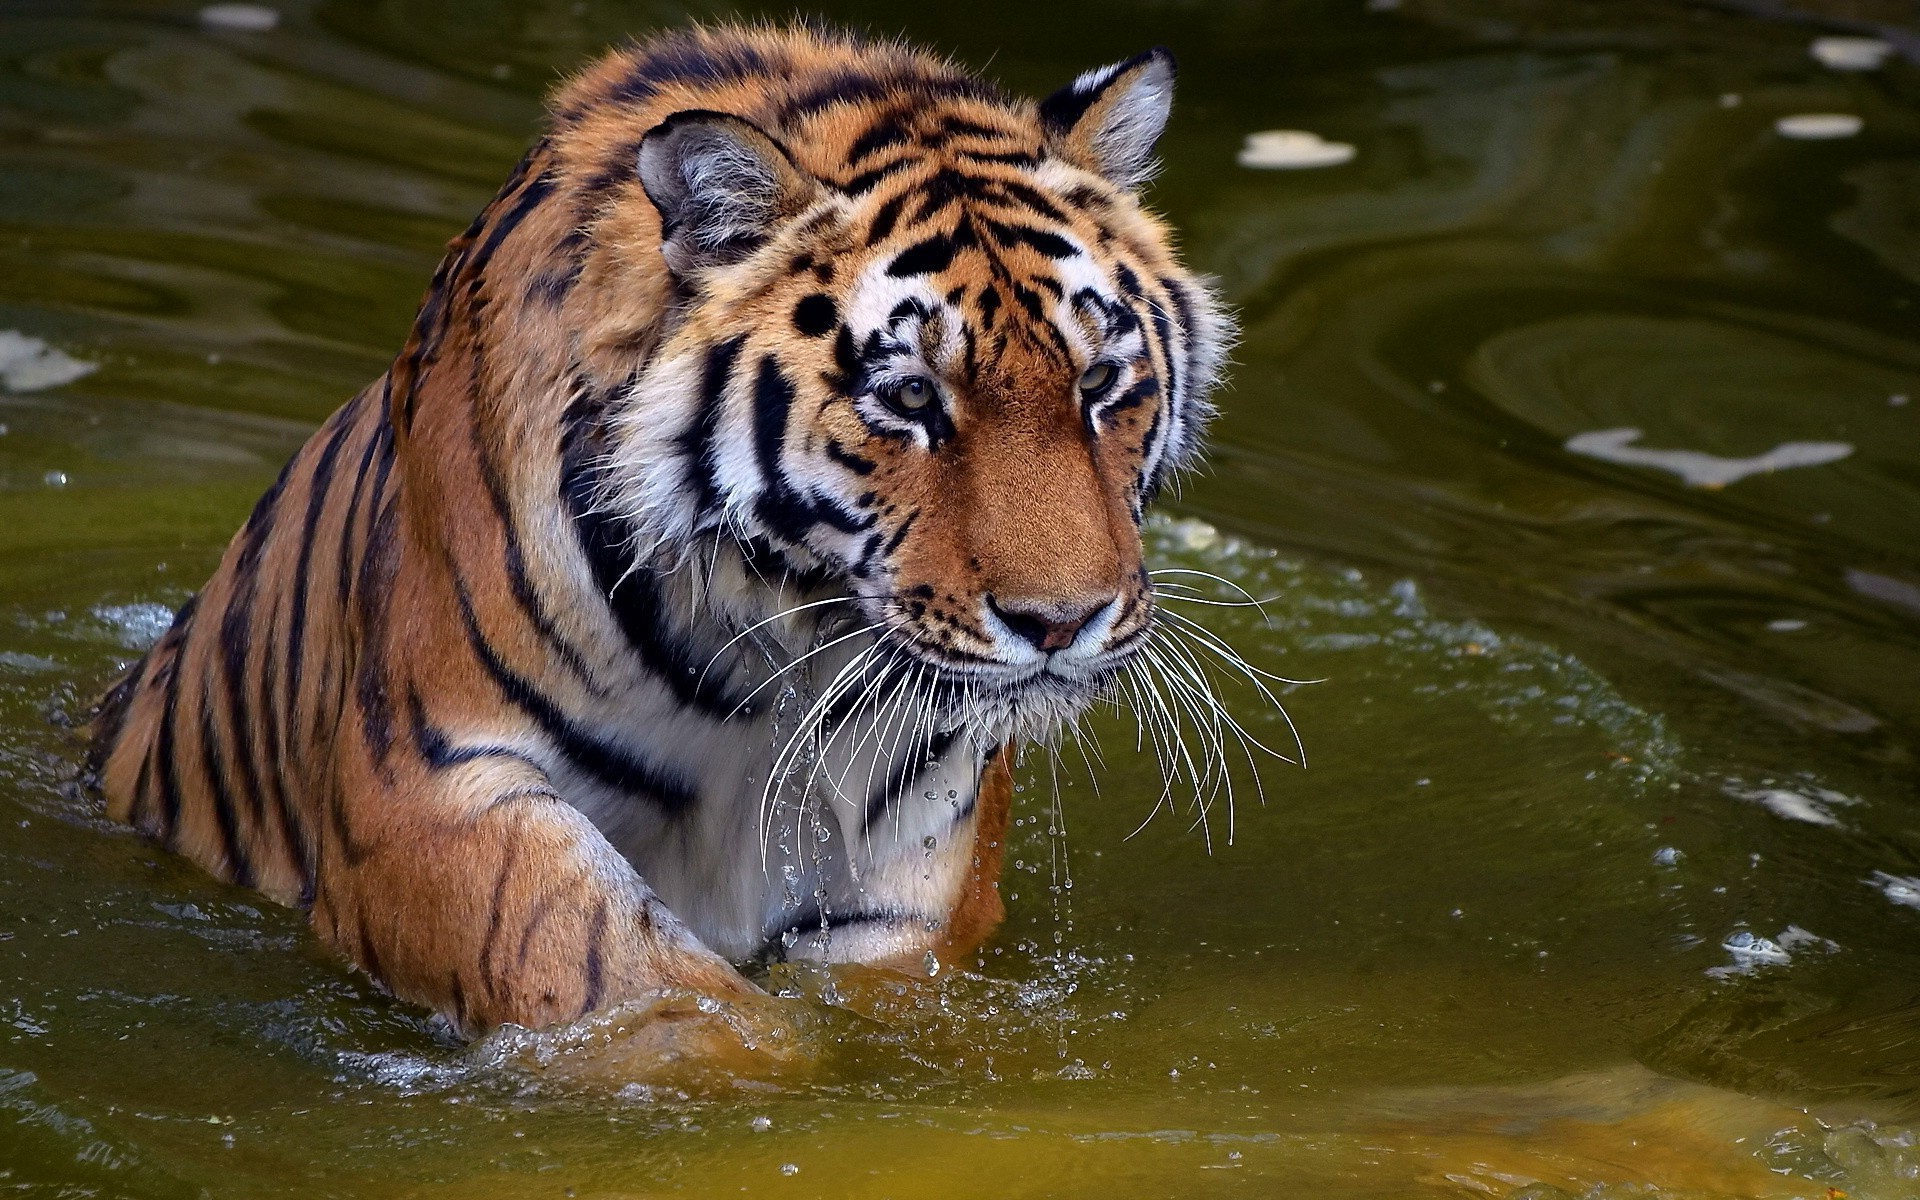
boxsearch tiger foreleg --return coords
[312,757,753,1039]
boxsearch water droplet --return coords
[779,1163,800,1176]
[922,835,937,850]
[751,1115,773,1132]
[923,950,940,976]
[43,470,67,487]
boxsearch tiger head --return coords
[584,38,1231,742]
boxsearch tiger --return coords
[85,22,1230,1040]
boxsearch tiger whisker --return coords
[726,618,885,723]
[1155,615,1300,768]
[758,636,886,866]
[696,593,856,691]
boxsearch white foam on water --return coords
[1724,779,1860,828]
[0,330,96,393]
[199,3,279,31]
[1708,925,1837,978]
[1237,130,1356,170]
[334,1049,468,1094]
[1775,113,1864,140]
[1564,427,1852,488]
[90,602,176,650]
[1810,36,1895,71]
[1866,871,1920,911]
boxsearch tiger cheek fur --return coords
[85,24,1231,1039]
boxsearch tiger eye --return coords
[1079,362,1119,396]
[884,377,936,414]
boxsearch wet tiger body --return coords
[88,24,1228,1036]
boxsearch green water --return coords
[4,1,1920,1196]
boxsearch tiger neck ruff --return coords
[87,24,1230,1037]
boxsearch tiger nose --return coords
[987,594,1115,653]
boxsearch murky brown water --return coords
[4,1,1920,1196]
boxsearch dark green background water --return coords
[4,1,1920,1196]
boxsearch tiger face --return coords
[604,46,1229,742]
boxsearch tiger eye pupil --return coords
[1080,363,1118,395]
[890,378,933,411]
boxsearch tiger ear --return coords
[637,110,818,277]
[1038,48,1176,190]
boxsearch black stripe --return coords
[283,410,358,758]
[564,394,746,718]
[985,219,1078,260]
[455,579,700,812]
[462,168,555,290]
[610,36,771,105]
[886,233,956,277]
[883,509,918,556]
[337,409,386,602]
[354,498,400,768]
[824,439,875,476]
[931,115,1011,142]
[990,179,1069,224]
[752,355,795,494]
[842,157,916,197]
[357,912,385,984]
[954,147,1040,166]
[749,356,877,541]
[1148,289,1180,419]
[478,838,519,1002]
[677,336,746,518]
[198,705,255,889]
[580,899,608,1016]
[128,751,153,832]
[254,609,314,906]
[846,114,910,163]
[471,415,602,692]
[1162,275,1197,410]
[216,519,278,891]
[779,67,999,124]
[515,893,555,971]
[408,688,545,771]
[150,630,191,846]
[1097,376,1159,425]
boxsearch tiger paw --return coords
[472,989,816,1095]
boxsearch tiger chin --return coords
[86,23,1230,1041]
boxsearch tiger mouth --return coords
[858,622,1141,738]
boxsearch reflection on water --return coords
[4,0,1920,1196]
